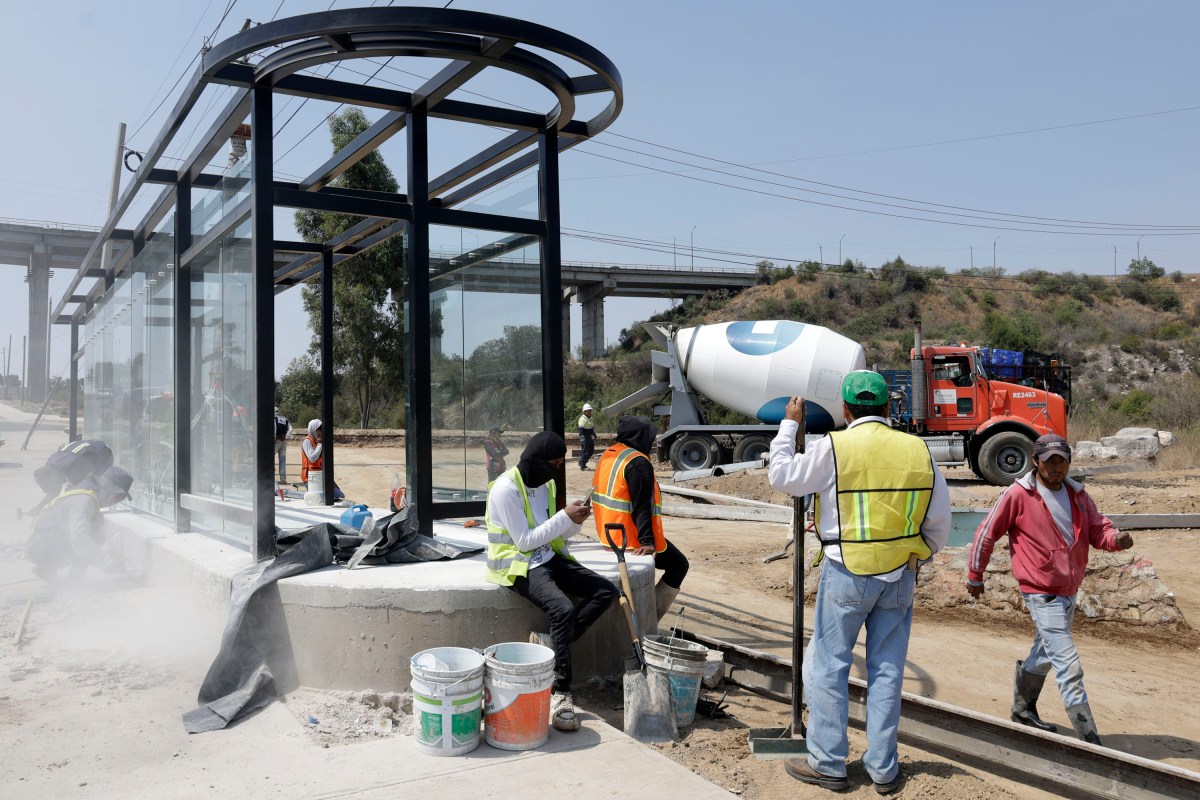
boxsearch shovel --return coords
[604,522,678,743]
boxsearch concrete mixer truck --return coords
[604,320,1071,486]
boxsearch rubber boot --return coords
[1066,701,1103,746]
[1011,660,1057,732]
[654,581,681,624]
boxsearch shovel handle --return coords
[617,594,646,668]
[603,522,627,560]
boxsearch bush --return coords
[981,311,1042,351]
[980,291,998,308]
[1117,389,1153,422]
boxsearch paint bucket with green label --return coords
[410,647,485,756]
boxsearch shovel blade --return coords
[623,668,678,743]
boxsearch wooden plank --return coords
[659,484,786,510]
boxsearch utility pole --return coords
[690,226,696,269]
[673,237,676,268]
[839,234,846,265]
[1113,245,1117,276]
[1137,235,1144,260]
[818,243,823,265]
[970,245,974,269]
[993,236,1000,270]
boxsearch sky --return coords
[0,1,1197,380]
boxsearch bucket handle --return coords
[423,672,480,698]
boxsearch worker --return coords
[300,419,344,501]
[483,426,509,483]
[30,439,114,516]
[592,416,689,623]
[26,465,134,585]
[274,407,292,483]
[484,431,615,732]
[966,433,1132,745]
[577,403,596,471]
[768,372,951,794]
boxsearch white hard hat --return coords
[582,403,593,411]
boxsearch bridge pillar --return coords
[28,243,51,403]
[579,282,611,358]
[561,287,574,357]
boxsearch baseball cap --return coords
[1033,434,1071,461]
[841,370,889,405]
[582,403,593,411]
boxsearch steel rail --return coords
[685,630,1200,800]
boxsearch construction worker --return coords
[30,439,114,516]
[592,416,689,624]
[967,433,1133,745]
[26,465,134,585]
[301,419,344,500]
[768,372,951,794]
[483,426,509,483]
[577,403,596,470]
[484,431,615,732]
[274,408,292,483]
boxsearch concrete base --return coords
[108,502,659,693]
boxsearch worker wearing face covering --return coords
[484,431,616,733]
[592,416,689,624]
[300,419,345,500]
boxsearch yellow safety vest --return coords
[591,444,665,552]
[816,422,934,576]
[484,467,571,586]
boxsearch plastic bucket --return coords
[483,642,555,751]
[642,634,708,728]
[410,647,485,756]
[305,470,324,505]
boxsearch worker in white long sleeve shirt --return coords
[767,371,951,794]
[484,431,616,732]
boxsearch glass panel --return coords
[187,215,253,542]
[427,226,543,502]
[450,165,539,220]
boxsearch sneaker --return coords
[551,692,580,732]
[783,758,849,791]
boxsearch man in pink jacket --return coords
[966,434,1132,745]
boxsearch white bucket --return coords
[643,635,708,728]
[410,647,485,756]
[304,470,324,505]
[483,642,555,751]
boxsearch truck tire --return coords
[733,435,772,463]
[669,433,721,471]
[977,432,1034,486]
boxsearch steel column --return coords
[68,319,78,441]
[28,244,51,403]
[538,127,564,504]
[173,181,193,531]
[321,249,335,505]
[250,85,276,560]
[405,109,433,534]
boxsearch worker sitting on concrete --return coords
[26,465,134,585]
[29,439,114,516]
[967,434,1133,745]
[484,431,615,732]
[593,416,689,623]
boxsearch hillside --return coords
[567,259,1200,439]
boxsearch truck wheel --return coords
[977,432,1033,486]
[670,434,721,471]
[733,435,772,463]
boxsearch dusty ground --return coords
[313,439,1200,799]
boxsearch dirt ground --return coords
[312,441,1200,799]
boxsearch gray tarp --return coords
[182,529,332,733]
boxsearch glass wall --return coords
[428,226,543,501]
[81,215,175,520]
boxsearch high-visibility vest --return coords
[484,467,570,586]
[816,421,935,576]
[578,414,594,432]
[591,443,665,552]
[301,435,323,481]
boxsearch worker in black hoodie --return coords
[592,416,689,623]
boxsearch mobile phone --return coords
[581,487,595,506]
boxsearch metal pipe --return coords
[910,321,927,431]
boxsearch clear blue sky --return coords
[1,1,1196,379]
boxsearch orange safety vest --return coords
[300,434,323,482]
[592,443,665,552]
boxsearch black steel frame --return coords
[52,7,622,555]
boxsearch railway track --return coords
[682,629,1200,800]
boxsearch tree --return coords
[294,109,405,428]
[1126,257,1165,282]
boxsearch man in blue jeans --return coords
[768,372,951,794]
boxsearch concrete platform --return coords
[109,500,659,693]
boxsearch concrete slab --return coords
[107,500,660,692]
